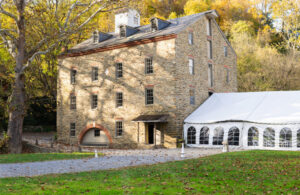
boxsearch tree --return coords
[0,0,127,153]
[184,0,210,16]
[271,0,300,51]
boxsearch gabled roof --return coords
[184,91,300,125]
[61,10,220,57]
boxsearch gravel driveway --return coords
[0,148,223,178]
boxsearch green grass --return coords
[0,153,95,164]
[1,150,299,194]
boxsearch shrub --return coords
[0,132,9,154]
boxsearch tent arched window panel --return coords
[263,128,275,147]
[248,127,259,146]
[213,127,224,145]
[199,126,209,145]
[297,129,300,148]
[187,126,196,144]
[279,128,292,148]
[228,127,240,146]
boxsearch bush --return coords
[0,132,9,154]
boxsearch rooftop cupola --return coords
[115,8,140,33]
[150,17,171,31]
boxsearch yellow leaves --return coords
[168,12,177,19]
[184,0,210,16]
[230,20,255,36]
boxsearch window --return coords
[279,128,292,148]
[94,129,100,137]
[189,89,195,105]
[120,27,126,37]
[70,69,76,84]
[116,121,123,136]
[189,58,194,75]
[92,67,98,81]
[151,18,158,31]
[213,127,224,145]
[297,129,300,148]
[115,63,123,78]
[145,58,153,74]
[207,18,212,36]
[228,127,240,146]
[248,127,259,146]
[226,68,229,84]
[70,123,76,137]
[224,46,228,57]
[93,31,98,43]
[200,126,209,145]
[208,40,212,59]
[187,126,196,144]
[208,64,213,87]
[188,32,193,45]
[70,95,76,110]
[91,95,98,109]
[116,92,123,107]
[263,128,275,147]
[134,16,139,25]
[145,88,154,105]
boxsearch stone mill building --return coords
[57,9,237,148]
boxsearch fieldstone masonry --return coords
[57,13,237,149]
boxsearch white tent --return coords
[184,91,300,150]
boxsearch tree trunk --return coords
[7,72,26,154]
[7,0,26,154]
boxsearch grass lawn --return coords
[0,153,95,164]
[1,150,299,194]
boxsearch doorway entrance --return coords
[148,123,154,144]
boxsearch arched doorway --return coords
[78,124,112,146]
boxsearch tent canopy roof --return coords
[184,91,300,125]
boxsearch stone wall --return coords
[173,16,237,139]
[57,39,178,147]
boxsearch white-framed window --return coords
[145,57,153,74]
[228,127,240,146]
[224,46,228,57]
[187,126,196,144]
[263,128,275,147]
[189,89,195,105]
[116,121,123,137]
[248,127,259,146]
[188,58,194,75]
[200,126,209,145]
[208,64,213,87]
[297,129,300,148]
[92,67,98,81]
[207,18,212,36]
[70,69,76,84]
[91,94,98,109]
[188,32,193,45]
[213,127,224,145]
[70,95,76,110]
[120,26,126,37]
[208,40,212,59]
[279,128,292,148]
[226,68,229,84]
[116,92,123,107]
[116,63,123,78]
[134,16,139,25]
[145,88,154,105]
[70,123,76,137]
